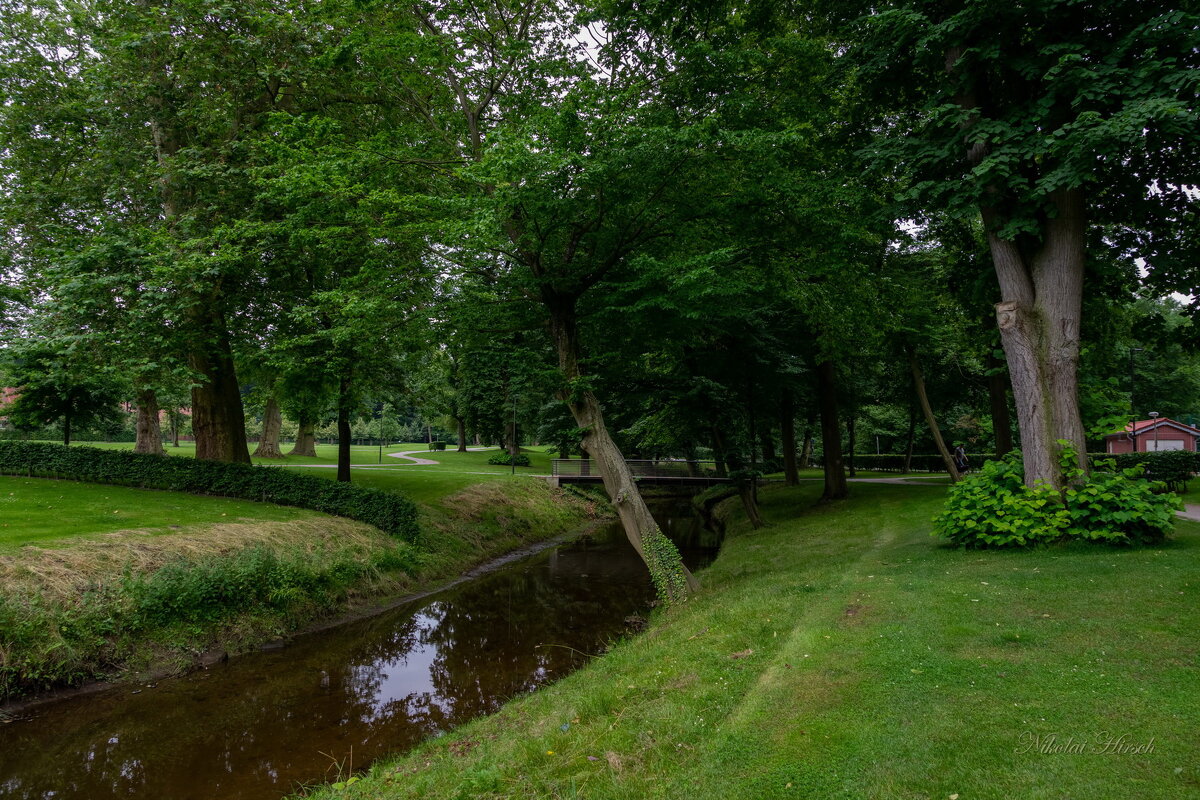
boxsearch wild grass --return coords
[299,482,1200,800]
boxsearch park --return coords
[0,1,1198,799]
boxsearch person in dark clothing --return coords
[953,443,969,474]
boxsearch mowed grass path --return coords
[0,476,319,549]
[305,482,1200,800]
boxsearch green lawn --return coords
[22,440,560,508]
[305,481,1200,800]
[0,476,319,549]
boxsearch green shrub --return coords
[0,441,419,542]
[487,452,530,467]
[428,441,447,451]
[934,446,1181,548]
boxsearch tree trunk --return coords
[984,189,1088,488]
[171,409,180,447]
[816,360,848,500]
[903,403,917,473]
[253,396,284,458]
[134,388,165,455]
[799,415,814,469]
[548,298,698,599]
[908,348,961,482]
[987,352,1014,457]
[290,415,317,457]
[62,410,71,447]
[846,416,857,478]
[781,391,799,486]
[187,307,250,463]
[337,379,352,482]
[456,417,468,452]
[710,427,729,478]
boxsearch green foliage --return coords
[487,452,530,467]
[428,441,447,451]
[934,446,1180,548]
[0,442,419,542]
[642,526,689,605]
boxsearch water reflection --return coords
[0,502,717,800]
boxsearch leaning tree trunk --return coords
[253,396,284,458]
[908,348,961,482]
[816,360,848,500]
[134,388,165,455]
[549,299,698,600]
[903,403,917,473]
[781,390,799,486]
[290,415,318,457]
[984,196,1088,489]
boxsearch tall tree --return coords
[850,0,1200,488]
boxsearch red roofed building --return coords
[1104,418,1200,453]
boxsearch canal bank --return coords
[0,477,604,705]
[0,495,718,800]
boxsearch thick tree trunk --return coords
[336,379,352,482]
[987,352,1015,457]
[908,348,961,482]
[188,308,250,463]
[984,189,1088,489]
[548,298,698,598]
[289,415,317,457]
[781,391,799,486]
[710,427,729,478]
[456,417,468,452]
[134,388,165,455]
[253,396,284,458]
[816,360,847,500]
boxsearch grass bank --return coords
[0,474,602,702]
[302,482,1200,800]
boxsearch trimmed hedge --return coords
[852,450,1197,489]
[428,440,447,451]
[0,442,419,542]
[487,452,530,467]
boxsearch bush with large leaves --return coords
[934,446,1180,548]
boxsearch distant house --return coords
[1104,418,1200,453]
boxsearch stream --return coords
[0,499,719,800]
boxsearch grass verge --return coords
[0,475,602,702]
[299,481,1200,800]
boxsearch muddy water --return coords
[0,502,718,800]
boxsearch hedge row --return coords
[0,442,419,542]
[851,450,1196,488]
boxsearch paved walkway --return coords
[1177,504,1200,522]
[387,446,489,465]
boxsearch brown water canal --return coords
[0,501,718,800]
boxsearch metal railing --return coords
[551,459,720,478]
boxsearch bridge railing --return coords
[551,459,720,478]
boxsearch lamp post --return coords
[1149,410,1160,452]
[511,391,518,476]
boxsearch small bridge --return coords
[549,459,732,487]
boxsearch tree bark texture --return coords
[987,352,1015,457]
[337,380,352,483]
[134,388,165,455]
[290,415,318,457]
[909,349,961,482]
[456,417,468,452]
[253,396,284,458]
[188,307,250,464]
[548,299,698,599]
[984,195,1088,488]
[816,360,848,500]
[62,411,71,447]
[903,403,917,473]
[800,415,814,469]
[781,390,799,486]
